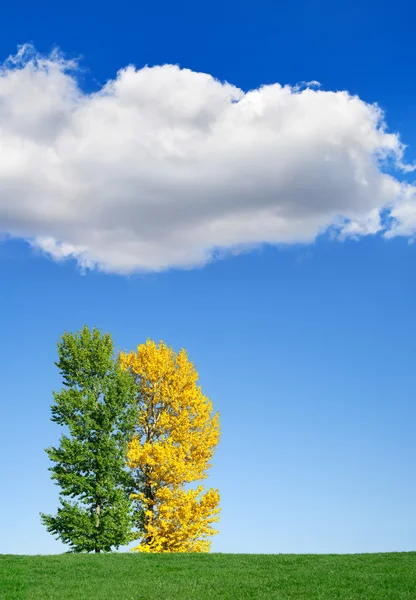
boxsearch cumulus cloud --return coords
[0,44,414,273]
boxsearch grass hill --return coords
[1,552,415,599]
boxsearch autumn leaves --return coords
[41,327,220,553]
[121,341,220,552]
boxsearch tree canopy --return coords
[120,340,221,552]
[41,326,139,553]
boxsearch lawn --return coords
[1,552,415,599]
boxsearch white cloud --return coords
[0,45,414,273]
[384,185,416,239]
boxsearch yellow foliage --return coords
[120,340,221,552]
[132,487,220,553]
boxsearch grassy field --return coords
[1,552,415,600]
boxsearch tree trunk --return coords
[143,479,154,546]
[95,503,101,553]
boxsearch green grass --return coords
[1,552,415,599]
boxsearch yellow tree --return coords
[119,340,221,552]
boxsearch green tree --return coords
[41,326,140,553]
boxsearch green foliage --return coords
[40,326,141,553]
[1,553,416,599]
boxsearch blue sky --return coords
[1,0,416,554]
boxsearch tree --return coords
[119,340,220,552]
[41,326,139,553]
